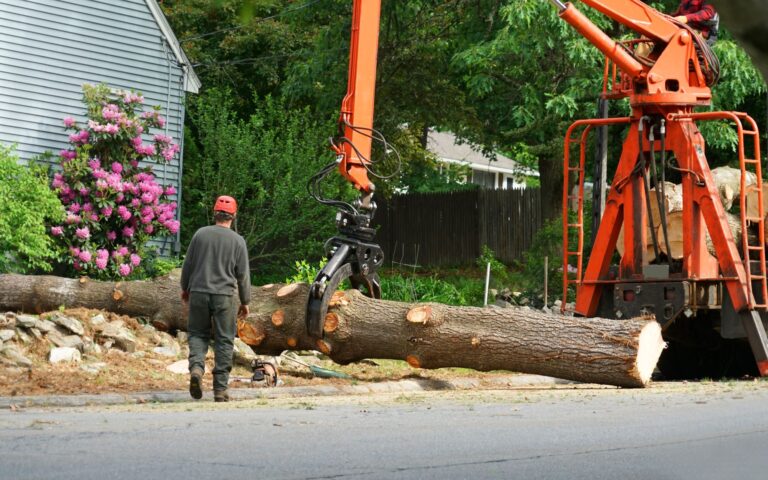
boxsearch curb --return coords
[0,374,571,409]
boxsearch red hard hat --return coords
[213,195,237,214]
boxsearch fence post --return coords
[483,262,491,307]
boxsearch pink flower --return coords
[106,231,117,241]
[68,130,90,144]
[144,225,154,234]
[95,257,108,270]
[141,192,154,204]
[60,150,76,161]
[118,264,131,276]
[75,226,90,239]
[131,136,143,148]
[122,226,134,238]
[111,162,123,174]
[117,246,129,257]
[51,173,64,189]
[130,254,141,267]
[164,185,177,196]
[102,104,120,121]
[78,250,92,263]
[104,123,119,134]
[117,205,131,221]
[70,247,81,257]
[101,206,113,217]
[63,116,76,128]
[156,115,166,128]
[97,249,109,260]
[153,134,172,144]
[88,158,101,170]
[66,214,80,225]
[69,203,81,214]
[165,220,180,234]
[51,226,63,236]
[82,203,93,212]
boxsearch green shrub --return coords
[285,258,328,284]
[380,273,479,306]
[476,245,510,288]
[183,89,352,278]
[0,145,63,272]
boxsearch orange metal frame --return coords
[558,1,767,321]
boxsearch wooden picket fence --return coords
[372,188,542,267]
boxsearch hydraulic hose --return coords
[638,117,661,262]
[658,119,673,260]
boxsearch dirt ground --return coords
[0,308,516,398]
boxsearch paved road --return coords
[2,382,768,479]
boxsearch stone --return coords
[0,329,15,342]
[1,345,32,367]
[28,327,43,340]
[51,313,85,336]
[153,346,178,357]
[494,299,513,308]
[80,362,107,374]
[1,312,16,329]
[15,328,31,344]
[49,347,81,364]
[85,342,103,355]
[15,314,37,328]
[166,360,189,374]
[89,314,106,328]
[98,323,137,352]
[542,306,552,315]
[60,335,84,351]
[132,351,146,359]
[34,319,57,333]
[233,338,257,366]
[176,331,188,344]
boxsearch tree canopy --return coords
[163,0,767,272]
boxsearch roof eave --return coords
[145,0,202,94]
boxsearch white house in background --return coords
[0,0,200,254]
[426,130,539,189]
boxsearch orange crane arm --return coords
[333,0,382,194]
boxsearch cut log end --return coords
[316,339,332,355]
[633,321,666,386]
[323,312,339,333]
[406,355,421,368]
[237,320,265,346]
[276,283,302,300]
[286,337,298,348]
[406,306,432,325]
[271,309,285,327]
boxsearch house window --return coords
[472,170,496,188]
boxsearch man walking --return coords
[181,195,251,402]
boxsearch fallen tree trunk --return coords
[0,273,665,387]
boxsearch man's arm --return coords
[180,234,197,300]
[686,4,716,23]
[235,238,251,316]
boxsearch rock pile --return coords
[0,310,258,374]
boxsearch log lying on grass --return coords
[0,273,665,387]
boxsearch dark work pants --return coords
[187,292,237,391]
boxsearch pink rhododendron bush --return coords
[49,84,180,278]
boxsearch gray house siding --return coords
[0,0,198,255]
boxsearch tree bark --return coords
[0,273,665,387]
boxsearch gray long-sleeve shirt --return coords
[180,225,251,305]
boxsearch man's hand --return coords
[238,304,250,319]
[674,15,688,24]
[181,290,189,303]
